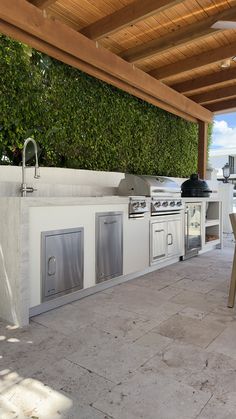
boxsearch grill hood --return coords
[118,174,181,197]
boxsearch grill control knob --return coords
[140,201,146,209]
[154,201,161,209]
[170,201,175,207]
[162,201,168,207]
[132,202,139,210]
[176,201,182,207]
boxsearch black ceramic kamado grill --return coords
[181,174,212,198]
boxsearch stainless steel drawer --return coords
[41,227,84,302]
[96,212,123,283]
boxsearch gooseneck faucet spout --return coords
[21,137,40,197]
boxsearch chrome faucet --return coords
[20,137,40,197]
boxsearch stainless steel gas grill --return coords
[151,197,183,216]
[129,197,149,218]
[119,174,184,262]
[118,174,184,216]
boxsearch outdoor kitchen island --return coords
[0,190,222,327]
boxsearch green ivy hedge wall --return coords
[0,35,211,176]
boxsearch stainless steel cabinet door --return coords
[41,228,84,301]
[96,212,123,283]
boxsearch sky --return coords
[211,112,236,150]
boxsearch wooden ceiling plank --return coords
[80,0,184,40]
[190,84,236,104]
[0,0,212,122]
[29,0,57,8]
[171,68,236,93]
[120,6,236,63]
[121,23,215,63]
[149,40,236,80]
[205,98,236,112]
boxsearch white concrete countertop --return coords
[0,195,133,207]
[181,196,221,202]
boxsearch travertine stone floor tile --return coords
[153,313,225,348]
[0,323,112,377]
[205,306,236,325]
[197,393,236,419]
[71,290,122,314]
[31,358,113,405]
[0,378,73,419]
[205,290,228,307]
[170,290,224,313]
[0,393,111,419]
[141,341,236,398]
[180,307,207,320]
[153,285,182,299]
[72,285,184,322]
[32,302,98,335]
[33,295,160,342]
[172,277,216,294]
[165,261,215,278]
[93,370,211,419]
[87,309,159,341]
[66,331,172,383]
[106,281,182,302]
[128,268,186,289]
[0,240,234,419]
[106,287,185,320]
[206,323,236,359]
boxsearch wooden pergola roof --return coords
[1,0,236,120]
[1,0,236,176]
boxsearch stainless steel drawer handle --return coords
[48,256,56,276]
[167,233,173,245]
[104,220,117,225]
[155,229,164,233]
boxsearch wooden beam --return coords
[0,0,212,123]
[81,0,183,41]
[29,0,56,8]
[149,40,236,80]
[205,98,236,112]
[198,121,208,179]
[171,68,236,93]
[189,85,236,104]
[121,5,236,63]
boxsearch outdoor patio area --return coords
[0,236,235,419]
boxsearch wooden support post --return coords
[198,120,208,179]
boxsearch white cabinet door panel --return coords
[167,219,182,257]
[152,221,167,261]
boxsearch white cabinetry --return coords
[203,200,222,249]
[150,214,183,264]
[152,221,167,260]
[167,219,182,258]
